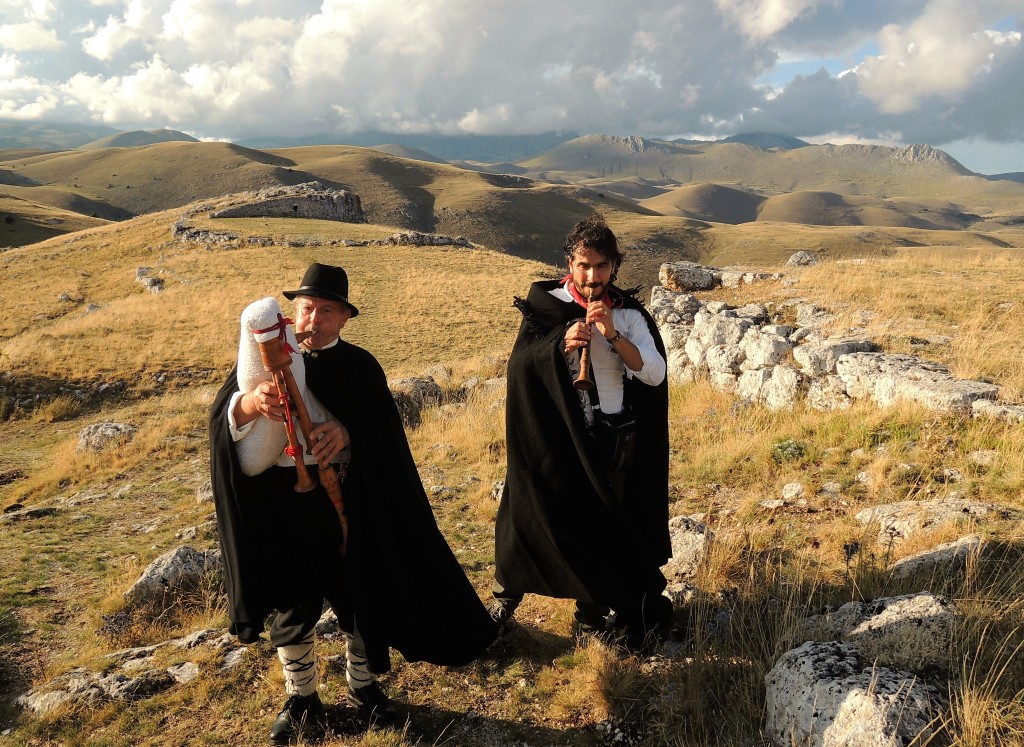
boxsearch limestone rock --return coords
[782,483,805,501]
[691,310,752,350]
[77,422,138,452]
[890,535,983,580]
[793,337,875,376]
[855,497,1016,545]
[123,546,222,608]
[660,261,718,292]
[210,182,365,223]
[740,329,792,370]
[708,370,738,394]
[16,667,177,715]
[837,352,999,414]
[806,375,852,411]
[389,376,444,427]
[803,592,956,671]
[972,399,1024,424]
[649,286,701,324]
[786,251,819,266]
[737,364,802,410]
[663,581,698,608]
[661,516,712,580]
[666,351,696,383]
[195,480,214,503]
[706,343,745,374]
[764,641,942,747]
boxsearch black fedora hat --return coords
[283,263,360,317]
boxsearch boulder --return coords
[786,251,819,266]
[738,365,802,410]
[740,329,792,370]
[972,399,1024,424]
[77,422,138,452]
[389,376,444,427]
[660,261,718,292]
[836,353,999,414]
[648,286,701,324]
[803,592,956,671]
[764,641,942,747]
[806,375,852,411]
[855,497,1016,545]
[123,546,222,608]
[706,344,745,374]
[793,337,875,377]
[661,516,712,580]
[890,535,983,580]
[210,182,365,223]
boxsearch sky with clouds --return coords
[0,0,1021,172]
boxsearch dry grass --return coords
[2,205,1024,745]
[785,247,1024,400]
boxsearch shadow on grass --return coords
[0,606,29,733]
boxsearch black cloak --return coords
[494,279,671,609]
[209,339,496,673]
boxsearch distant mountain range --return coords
[2,123,1022,275]
[2,119,1022,185]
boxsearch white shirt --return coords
[551,283,666,420]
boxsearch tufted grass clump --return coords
[770,437,808,464]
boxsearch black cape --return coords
[210,340,496,673]
[494,280,671,608]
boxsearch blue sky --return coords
[0,0,1021,173]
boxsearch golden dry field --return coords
[1,148,1024,746]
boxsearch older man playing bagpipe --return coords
[209,263,495,744]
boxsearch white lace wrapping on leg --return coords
[344,621,375,691]
[277,633,319,697]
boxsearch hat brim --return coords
[283,287,360,317]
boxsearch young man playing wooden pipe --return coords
[491,216,674,652]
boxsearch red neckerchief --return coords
[561,275,619,309]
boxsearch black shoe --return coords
[347,681,399,729]
[269,692,324,745]
[571,617,611,645]
[488,600,517,638]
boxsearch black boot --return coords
[347,681,400,729]
[611,594,673,654]
[572,601,611,644]
[488,598,519,638]
[269,692,324,745]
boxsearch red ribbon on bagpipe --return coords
[253,313,297,356]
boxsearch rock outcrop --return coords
[649,262,1024,423]
[210,182,365,223]
[764,641,944,747]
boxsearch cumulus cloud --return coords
[0,20,62,50]
[715,0,830,41]
[855,0,1022,113]
[0,0,1018,170]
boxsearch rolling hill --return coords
[79,129,200,150]
[0,135,1020,281]
[0,141,706,276]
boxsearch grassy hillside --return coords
[1,137,1022,292]
[0,142,692,273]
[79,129,200,150]
[0,193,111,248]
[2,207,1024,745]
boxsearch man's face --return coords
[295,296,351,350]
[568,244,613,300]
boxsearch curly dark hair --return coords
[562,214,623,280]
